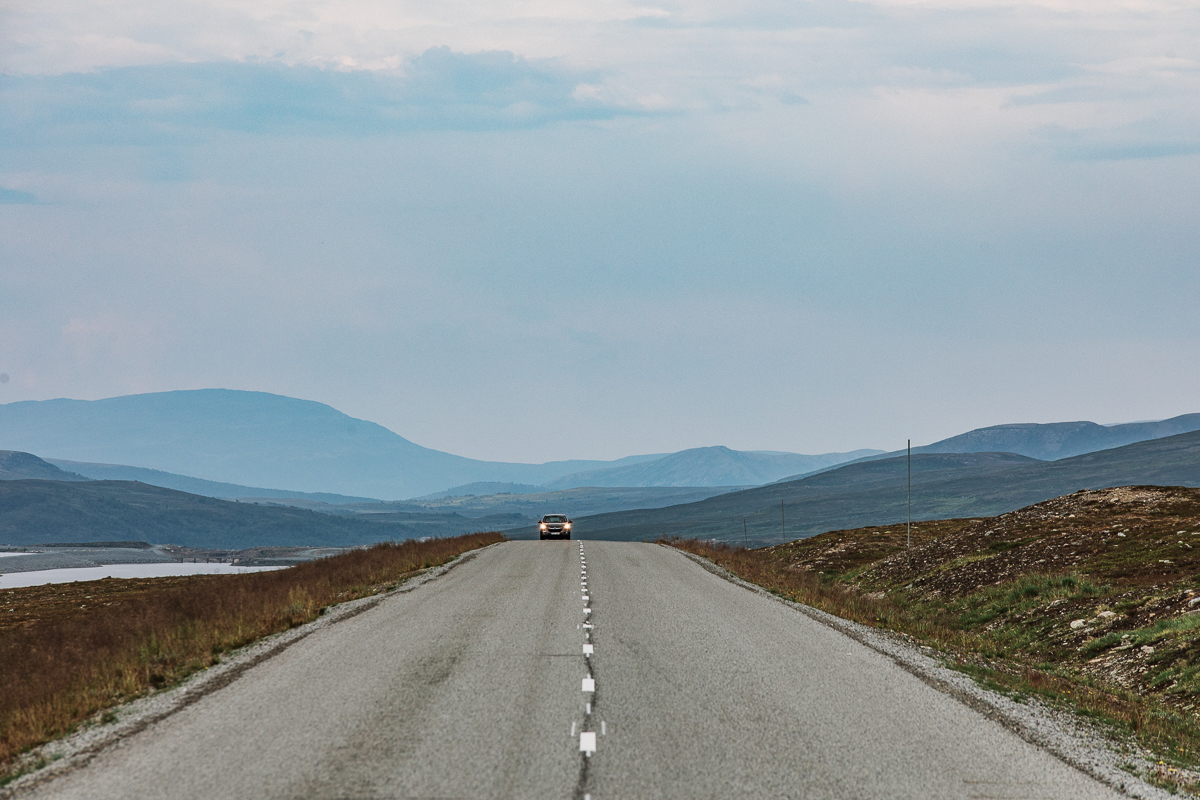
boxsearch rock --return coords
[1071,619,1087,629]
[1141,645,1155,655]
[1098,611,1117,619]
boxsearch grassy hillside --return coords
[0,480,512,549]
[574,431,1200,544]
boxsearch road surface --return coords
[18,541,1126,799]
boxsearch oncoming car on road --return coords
[538,514,572,540]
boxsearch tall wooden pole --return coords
[907,439,912,548]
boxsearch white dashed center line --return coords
[575,546,603,783]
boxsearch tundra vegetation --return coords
[0,531,502,782]
[666,486,1200,794]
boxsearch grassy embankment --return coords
[666,486,1200,793]
[0,531,503,781]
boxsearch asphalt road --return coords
[21,541,1126,800]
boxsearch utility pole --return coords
[743,518,748,549]
[907,439,912,548]
[781,499,786,540]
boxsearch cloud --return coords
[0,48,631,145]
[0,187,37,204]
[1034,111,1200,161]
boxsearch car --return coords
[538,514,572,540]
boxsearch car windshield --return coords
[543,515,567,522]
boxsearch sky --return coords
[1,0,1198,463]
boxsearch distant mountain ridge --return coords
[0,390,877,498]
[772,413,1200,483]
[45,459,379,504]
[572,430,1200,544]
[0,390,667,499]
[915,414,1200,460]
[539,446,883,489]
[0,479,513,548]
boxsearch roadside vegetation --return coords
[665,486,1200,794]
[0,531,502,781]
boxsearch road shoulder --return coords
[0,543,501,798]
[669,545,1179,800]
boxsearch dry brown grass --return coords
[0,532,502,775]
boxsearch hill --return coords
[3,451,744,524]
[0,480,513,549]
[539,445,881,489]
[0,390,665,499]
[380,485,748,523]
[772,413,1200,484]
[46,458,379,504]
[0,390,879,498]
[0,451,89,482]
[915,414,1200,460]
[570,430,1200,544]
[412,482,545,499]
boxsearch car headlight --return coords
[540,523,547,529]
[564,522,571,529]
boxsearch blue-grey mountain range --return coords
[0,390,872,499]
[770,414,1200,484]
